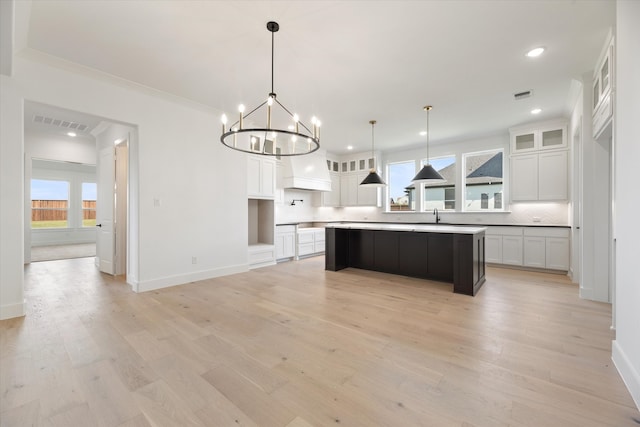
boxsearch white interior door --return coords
[97,146,115,274]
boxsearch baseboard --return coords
[131,263,249,293]
[612,340,640,410]
[0,300,26,320]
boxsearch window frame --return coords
[462,148,505,212]
[386,160,417,212]
[30,178,71,229]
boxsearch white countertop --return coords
[325,222,486,234]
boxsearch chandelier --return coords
[412,105,444,182]
[220,21,320,156]
[360,120,386,187]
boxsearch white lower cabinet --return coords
[485,227,523,265]
[485,235,503,264]
[486,226,569,271]
[297,228,325,259]
[523,236,546,268]
[275,225,296,261]
[502,236,524,266]
[546,237,570,271]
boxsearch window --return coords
[444,188,455,210]
[82,182,97,227]
[423,155,456,210]
[388,161,416,211]
[31,179,69,228]
[463,150,503,211]
[494,192,502,209]
[481,193,489,209]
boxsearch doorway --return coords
[23,100,138,286]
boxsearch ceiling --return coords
[17,0,614,154]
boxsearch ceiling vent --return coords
[33,115,89,132]
[513,90,533,100]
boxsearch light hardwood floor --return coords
[1,256,638,426]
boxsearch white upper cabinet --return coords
[510,120,567,154]
[319,151,380,207]
[247,155,276,199]
[510,120,568,202]
[593,34,614,139]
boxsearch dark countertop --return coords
[277,220,571,228]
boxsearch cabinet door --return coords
[261,158,276,198]
[511,154,538,201]
[340,174,358,206]
[512,132,536,153]
[356,172,378,206]
[502,236,523,265]
[248,156,275,198]
[322,173,341,207]
[538,151,567,200]
[485,235,503,264]
[247,156,262,197]
[523,236,546,268]
[546,238,569,270]
[275,233,285,259]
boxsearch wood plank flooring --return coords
[1,256,638,426]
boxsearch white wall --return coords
[0,52,249,319]
[612,0,640,410]
[0,76,25,320]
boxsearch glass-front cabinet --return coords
[510,120,567,154]
[592,34,614,139]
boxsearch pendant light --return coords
[412,105,444,182]
[360,120,386,187]
[220,21,320,156]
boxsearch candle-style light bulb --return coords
[238,104,245,129]
[315,119,321,139]
[232,126,238,147]
[267,97,273,129]
[221,114,228,133]
[293,114,299,133]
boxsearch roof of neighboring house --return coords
[414,151,503,189]
[466,151,503,184]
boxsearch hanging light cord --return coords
[271,24,275,96]
[370,120,377,171]
[425,105,432,165]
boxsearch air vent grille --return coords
[514,90,533,100]
[33,115,89,132]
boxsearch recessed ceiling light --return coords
[526,47,545,58]
[419,131,427,136]
[67,132,76,137]
[531,108,542,114]
[347,145,353,150]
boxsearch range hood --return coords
[281,149,332,191]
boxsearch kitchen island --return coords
[325,222,486,296]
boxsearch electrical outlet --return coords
[533,216,541,222]
[154,198,161,207]
[191,257,197,264]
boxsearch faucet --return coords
[433,208,441,224]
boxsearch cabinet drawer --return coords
[297,232,314,244]
[314,240,325,253]
[276,225,296,234]
[524,227,570,238]
[248,247,275,264]
[298,242,315,256]
[314,230,326,242]
[486,226,523,236]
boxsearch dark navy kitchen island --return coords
[325,223,487,296]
